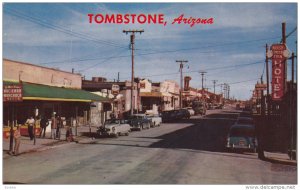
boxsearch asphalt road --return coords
[3,108,297,184]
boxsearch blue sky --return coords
[3,3,298,100]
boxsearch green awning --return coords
[4,81,109,102]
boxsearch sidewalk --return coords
[264,151,297,166]
[3,126,98,159]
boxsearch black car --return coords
[179,109,190,119]
[127,114,151,131]
[161,110,172,122]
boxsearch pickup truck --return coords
[146,114,162,127]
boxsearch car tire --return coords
[114,133,119,138]
[125,132,129,136]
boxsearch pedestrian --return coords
[25,116,35,140]
[40,116,49,138]
[66,126,74,142]
[51,114,57,139]
[56,115,62,140]
[13,125,21,156]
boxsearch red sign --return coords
[3,84,23,102]
[140,82,145,89]
[271,44,286,101]
[111,84,120,96]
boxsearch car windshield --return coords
[230,127,255,137]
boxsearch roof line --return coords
[3,58,82,76]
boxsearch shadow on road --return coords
[144,111,239,153]
[81,110,258,157]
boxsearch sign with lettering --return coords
[270,44,288,101]
[111,84,120,96]
[255,83,267,91]
[140,82,145,89]
[3,84,23,102]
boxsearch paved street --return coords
[3,108,296,184]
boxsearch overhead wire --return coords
[4,8,128,49]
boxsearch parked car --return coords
[192,101,206,115]
[215,104,224,109]
[127,114,151,131]
[179,109,191,119]
[146,114,162,127]
[235,117,254,125]
[226,124,257,152]
[161,110,173,122]
[185,107,195,116]
[98,119,130,137]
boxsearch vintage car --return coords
[179,108,191,119]
[145,114,162,127]
[161,110,172,123]
[99,119,130,137]
[127,114,151,131]
[192,101,206,115]
[226,124,257,153]
[185,107,195,116]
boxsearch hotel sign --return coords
[269,44,289,101]
[3,84,23,102]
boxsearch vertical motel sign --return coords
[268,44,289,101]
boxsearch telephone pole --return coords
[176,60,188,108]
[212,80,218,94]
[123,29,144,115]
[227,85,230,100]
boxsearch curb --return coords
[264,156,297,166]
[3,140,74,158]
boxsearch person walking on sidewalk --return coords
[13,125,21,156]
[56,115,62,140]
[51,114,57,139]
[25,116,35,140]
[40,116,49,138]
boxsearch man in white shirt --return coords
[26,116,35,140]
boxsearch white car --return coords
[101,119,131,137]
[185,107,195,116]
[146,114,162,127]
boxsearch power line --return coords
[78,48,129,72]
[4,8,127,49]
[138,60,264,79]
[137,36,284,53]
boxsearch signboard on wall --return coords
[3,84,23,102]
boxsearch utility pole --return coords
[227,85,230,100]
[282,22,287,93]
[265,44,270,117]
[123,29,144,115]
[223,83,227,99]
[117,72,120,82]
[212,80,218,94]
[176,60,188,108]
[220,84,223,96]
[199,71,207,91]
[199,71,207,101]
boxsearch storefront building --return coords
[3,59,108,137]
